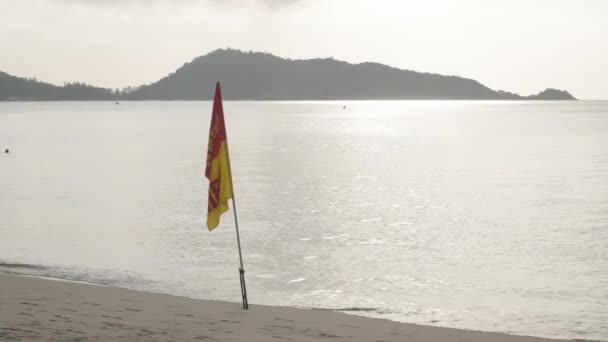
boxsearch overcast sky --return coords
[1,0,606,99]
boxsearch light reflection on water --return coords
[0,101,607,340]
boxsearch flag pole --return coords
[222,108,249,310]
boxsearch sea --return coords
[0,101,606,341]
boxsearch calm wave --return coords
[1,101,607,340]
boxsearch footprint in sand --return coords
[271,325,294,330]
[19,302,39,306]
[174,313,194,317]
[319,332,341,338]
[274,318,295,323]
[219,319,239,324]
[137,328,156,337]
[101,315,123,320]
[65,329,85,334]
[102,321,127,328]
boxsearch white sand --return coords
[0,273,571,341]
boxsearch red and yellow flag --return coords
[205,82,233,231]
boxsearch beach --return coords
[0,273,573,342]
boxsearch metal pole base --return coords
[239,268,249,310]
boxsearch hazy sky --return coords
[1,0,606,99]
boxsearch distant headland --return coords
[0,49,576,101]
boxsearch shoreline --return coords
[0,273,584,342]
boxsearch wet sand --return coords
[0,273,572,341]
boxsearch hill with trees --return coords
[1,49,577,101]
[0,71,115,101]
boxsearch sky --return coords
[0,0,606,99]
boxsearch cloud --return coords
[51,0,304,10]
[51,0,197,5]
[208,0,302,10]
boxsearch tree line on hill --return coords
[0,49,577,101]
